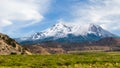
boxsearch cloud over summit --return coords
[71,0,120,31]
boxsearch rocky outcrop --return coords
[0,33,31,55]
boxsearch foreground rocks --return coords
[0,33,31,55]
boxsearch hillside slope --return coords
[23,37,120,54]
[0,33,31,55]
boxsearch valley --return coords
[0,23,120,68]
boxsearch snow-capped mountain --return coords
[16,23,116,44]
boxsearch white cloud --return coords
[70,0,120,31]
[0,0,51,28]
[0,19,12,27]
[0,0,51,37]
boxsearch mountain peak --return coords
[89,23,100,28]
[54,22,64,26]
[33,23,115,38]
[88,24,102,32]
[53,22,67,28]
[16,23,116,44]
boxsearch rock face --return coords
[0,33,31,55]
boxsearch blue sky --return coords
[0,0,120,38]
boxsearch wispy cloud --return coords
[68,0,120,31]
[0,0,51,27]
[0,0,51,37]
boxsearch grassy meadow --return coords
[0,52,120,68]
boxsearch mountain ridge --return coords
[15,23,117,44]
